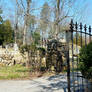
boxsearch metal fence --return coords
[27,19,92,92]
[67,19,92,92]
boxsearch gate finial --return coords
[70,19,74,32]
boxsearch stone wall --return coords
[0,47,26,66]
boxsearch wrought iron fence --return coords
[27,19,92,92]
[67,19,92,92]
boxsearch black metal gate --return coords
[67,19,92,92]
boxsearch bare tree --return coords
[14,0,41,45]
[48,0,87,39]
[15,0,19,43]
[23,0,31,45]
[40,2,51,46]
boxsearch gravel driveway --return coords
[0,73,91,92]
[0,74,68,92]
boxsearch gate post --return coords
[66,30,71,92]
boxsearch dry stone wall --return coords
[0,47,26,66]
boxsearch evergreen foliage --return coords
[79,42,92,79]
[0,10,14,46]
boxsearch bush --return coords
[20,44,36,54]
[79,42,92,79]
[20,45,30,53]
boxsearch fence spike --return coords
[84,24,87,32]
[89,25,91,33]
[84,24,87,45]
[80,23,82,30]
[75,22,78,30]
[89,26,91,42]
[70,19,74,32]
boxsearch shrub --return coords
[79,42,92,79]
[20,44,36,54]
[20,45,30,53]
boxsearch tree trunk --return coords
[55,0,60,39]
[22,0,31,68]
[23,24,27,45]
[23,0,31,45]
[26,51,31,68]
[15,0,19,43]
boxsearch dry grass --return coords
[0,65,30,80]
[0,64,66,80]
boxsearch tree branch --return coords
[30,6,43,12]
[20,0,25,11]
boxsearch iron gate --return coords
[67,19,92,92]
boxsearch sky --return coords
[1,0,92,26]
[1,0,47,24]
[83,0,92,25]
